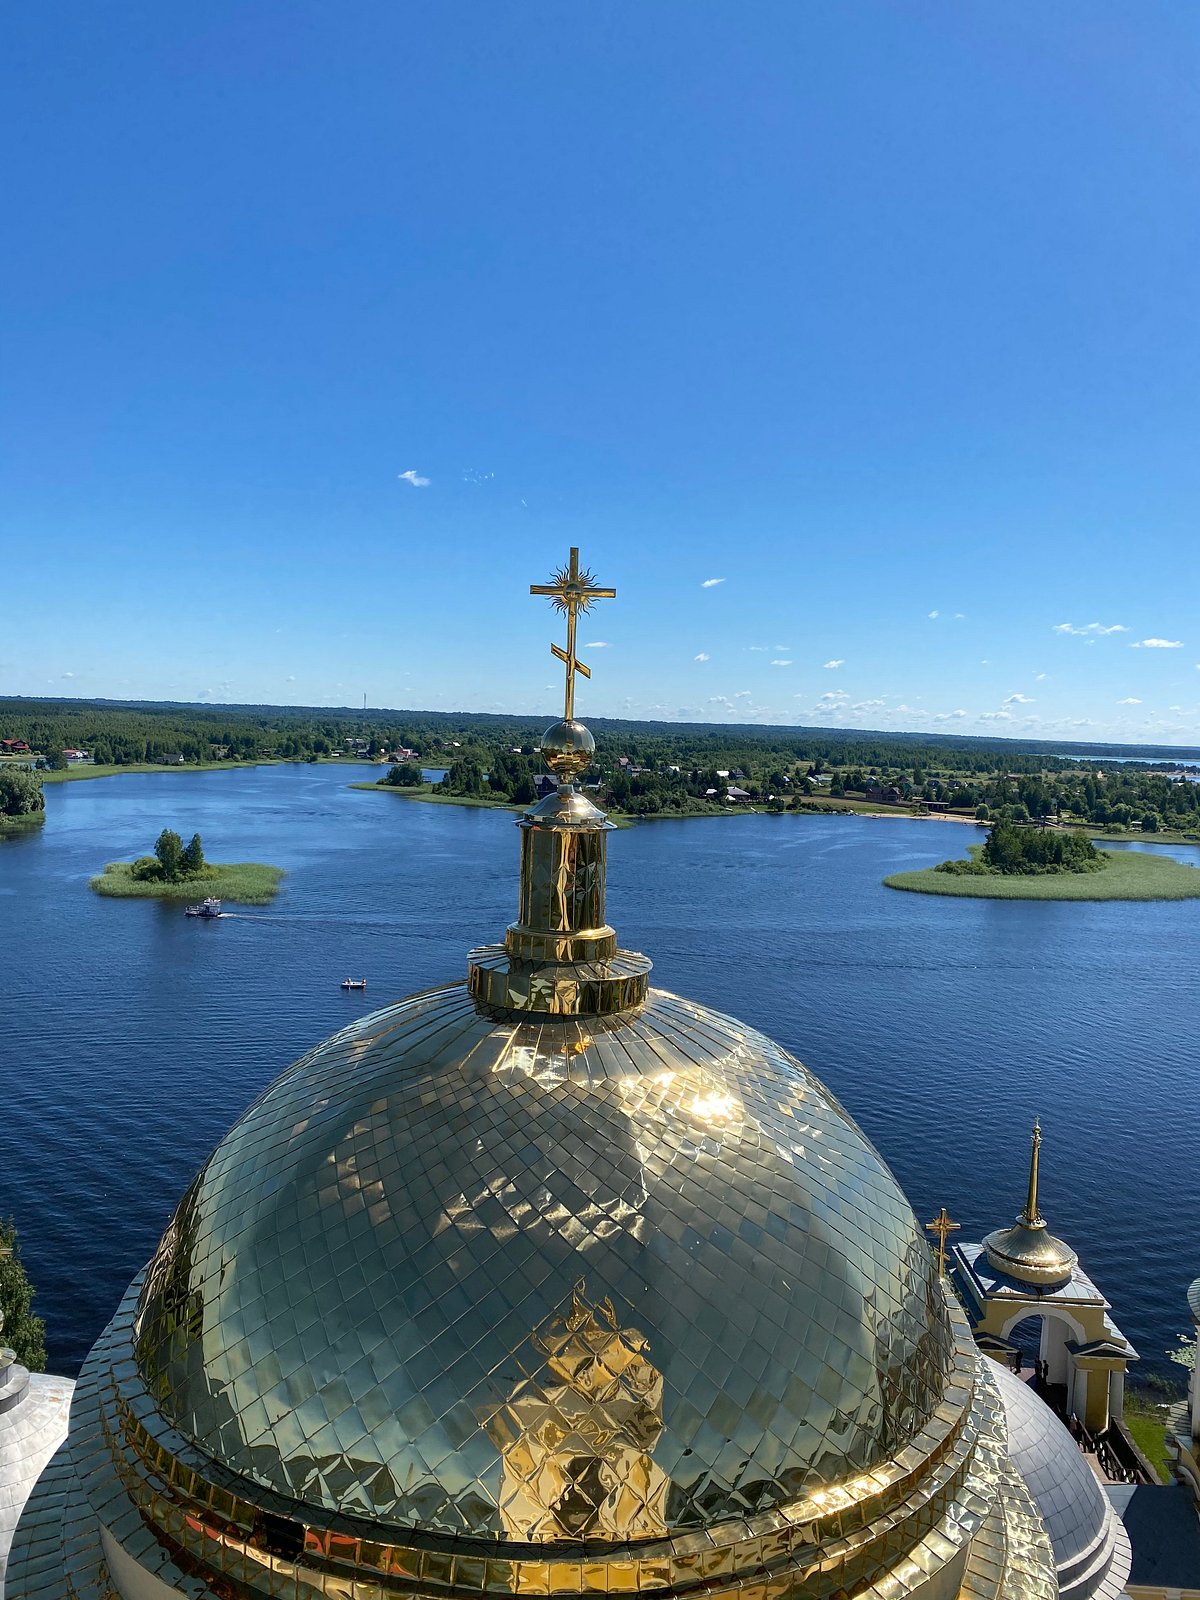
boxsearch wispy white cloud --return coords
[1004,693,1035,705]
[1053,621,1127,636]
[1131,638,1182,649]
[1035,672,1047,681]
[819,690,849,703]
[934,709,969,721]
[770,659,792,667]
[979,710,1015,722]
[397,469,430,487]
[774,644,790,651]
[61,671,75,679]
[285,675,296,682]
[748,645,768,652]
[734,690,751,699]
[823,659,844,670]
[954,612,966,619]
[927,610,940,620]
[694,652,710,662]
[701,577,725,588]
[585,640,610,648]
[853,698,885,710]
[1117,697,1142,705]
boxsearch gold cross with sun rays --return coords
[925,1207,961,1277]
[530,548,617,721]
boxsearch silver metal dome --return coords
[991,1364,1131,1598]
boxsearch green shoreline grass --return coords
[90,861,285,904]
[0,811,45,832]
[350,780,524,811]
[885,847,1200,901]
[40,759,282,785]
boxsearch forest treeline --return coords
[431,746,1200,832]
[2,697,1197,833]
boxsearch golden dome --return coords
[8,549,1060,1600]
[983,1122,1078,1289]
[133,984,956,1534]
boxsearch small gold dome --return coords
[982,1220,1078,1288]
[538,718,594,782]
[983,1120,1078,1288]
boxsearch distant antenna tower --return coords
[363,693,367,713]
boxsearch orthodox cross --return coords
[530,547,616,721]
[925,1207,961,1277]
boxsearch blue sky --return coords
[2,3,1198,744]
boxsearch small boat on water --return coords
[341,978,367,990]
[184,897,224,919]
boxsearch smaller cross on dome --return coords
[925,1207,961,1277]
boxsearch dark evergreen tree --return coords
[180,833,206,874]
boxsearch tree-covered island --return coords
[886,823,1200,901]
[90,829,284,904]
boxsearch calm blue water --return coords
[2,764,1197,1382]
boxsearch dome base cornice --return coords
[9,1275,1056,1600]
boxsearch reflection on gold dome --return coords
[488,1281,669,1541]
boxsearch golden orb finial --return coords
[538,718,596,783]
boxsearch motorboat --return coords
[184,897,223,918]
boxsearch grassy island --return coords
[886,839,1200,902]
[91,860,284,904]
[89,828,283,904]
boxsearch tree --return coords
[384,762,423,787]
[154,828,185,880]
[180,832,206,874]
[0,1217,47,1372]
[975,803,990,821]
[0,768,45,817]
[44,749,69,771]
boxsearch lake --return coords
[2,762,1198,1383]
